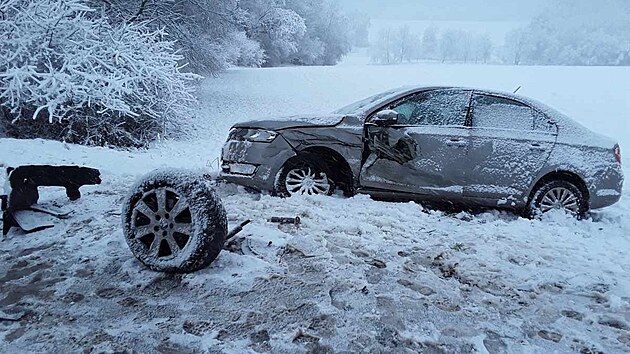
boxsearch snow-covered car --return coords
[220,86,624,217]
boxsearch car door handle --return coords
[529,143,547,151]
[446,139,467,147]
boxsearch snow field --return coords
[1,62,629,353]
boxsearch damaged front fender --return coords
[220,135,298,192]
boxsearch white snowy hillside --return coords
[1,60,629,353]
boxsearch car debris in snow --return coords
[268,216,301,225]
[0,309,26,322]
[1,165,101,237]
[225,219,252,241]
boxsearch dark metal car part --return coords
[2,165,101,236]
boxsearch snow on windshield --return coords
[333,88,403,116]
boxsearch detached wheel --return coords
[528,180,588,219]
[276,154,335,197]
[122,170,227,273]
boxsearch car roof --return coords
[363,85,560,120]
[381,85,539,106]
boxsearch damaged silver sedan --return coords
[220,86,624,217]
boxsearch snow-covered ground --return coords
[1,62,630,353]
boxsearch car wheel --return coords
[122,170,227,273]
[528,180,588,219]
[276,155,335,197]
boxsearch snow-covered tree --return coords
[458,31,473,63]
[504,0,630,66]
[371,26,495,65]
[420,27,439,61]
[0,0,199,147]
[241,0,306,66]
[473,34,492,64]
[348,10,371,48]
[503,28,527,65]
[370,28,393,64]
[392,25,413,63]
[284,0,352,66]
[439,29,459,63]
[90,0,262,73]
[89,0,353,70]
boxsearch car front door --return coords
[465,93,557,203]
[359,89,472,199]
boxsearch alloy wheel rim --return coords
[131,187,193,259]
[540,187,580,214]
[285,167,331,196]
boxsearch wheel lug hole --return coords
[162,231,167,237]
[165,213,170,219]
[155,215,161,221]
[153,226,159,232]
[169,223,174,229]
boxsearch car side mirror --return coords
[372,110,400,126]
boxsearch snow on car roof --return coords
[338,85,615,149]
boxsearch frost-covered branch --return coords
[0,0,200,147]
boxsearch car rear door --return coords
[359,89,472,199]
[465,93,557,202]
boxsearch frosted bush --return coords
[0,0,200,147]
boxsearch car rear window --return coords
[472,94,534,131]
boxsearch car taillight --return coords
[614,144,622,165]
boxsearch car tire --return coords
[528,180,588,219]
[122,169,227,273]
[275,154,336,197]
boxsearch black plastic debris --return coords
[1,165,101,236]
[268,216,301,225]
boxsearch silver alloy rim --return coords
[540,187,580,214]
[132,187,193,259]
[285,167,331,196]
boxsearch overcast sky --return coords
[339,0,551,21]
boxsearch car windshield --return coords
[333,89,402,116]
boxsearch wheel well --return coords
[529,171,590,207]
[294,147,354,195]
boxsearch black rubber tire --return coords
[274,154,336,197]
[122,169,227,273]
[528,180,588,219]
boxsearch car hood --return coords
[232,114,353,131]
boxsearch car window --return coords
[471,94,534,130]
[388,90,470,126]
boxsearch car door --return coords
[465,93,557,202]
[359,89,472,198]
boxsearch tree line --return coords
[372,0,630,66]
[370,26,492,65]
[503,0,630,66]
[91,0,369,72]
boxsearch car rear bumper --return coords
[589,166,624,209]
[219,136,296,192]
[590,193,622,209]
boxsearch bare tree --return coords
[474,33,493,64]
[504,29,526,65]
[393,25,412,63]
[421,26,439,60]
[371,27,393,64]
[439,29,458,63]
